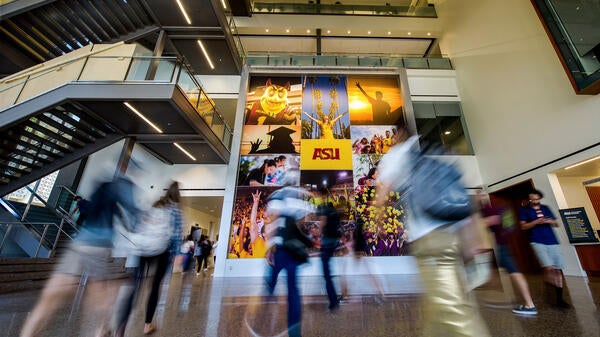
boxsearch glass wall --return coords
[413,102,473,155]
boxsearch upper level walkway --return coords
[0,42,231,196]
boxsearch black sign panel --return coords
[558,207,599,244]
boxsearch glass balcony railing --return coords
[0,55,233,150]
[252,2,437,17]
[246,54,453,69]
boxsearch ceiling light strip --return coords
[123,102,163,133]
[176,0,192,25]
[564,155,600,170]
[197,40,215,69]
[174,142,197,161]
[221,0,227,9]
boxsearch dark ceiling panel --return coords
[77,100,198,135]
[141,142,224,164]
[173,39,239,75]
[144,0,221,27]
[229,0,252,17]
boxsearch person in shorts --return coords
[20,175,139,337]
[479,195,537,315]
[519,189,570,308]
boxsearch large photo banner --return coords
[229,74,409,259]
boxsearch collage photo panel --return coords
[231,73,410,258]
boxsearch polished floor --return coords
[1,267,599,337]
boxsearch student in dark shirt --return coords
[519,189,570,308]
[71,196,91,226]
[479,194,537,315]
[244,159,277,186]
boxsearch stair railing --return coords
[0,221,74,257]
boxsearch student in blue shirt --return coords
[519,189,570,308]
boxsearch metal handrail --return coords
[0,221,75,257]
[1,42,127,84]
[0,53,233,147]
[251,2,437,17]
[24,185,80,234]
[58,184,78,198]
[177,61,233,137]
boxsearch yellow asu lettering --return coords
[312,148,340,160]
[300,139,352,170]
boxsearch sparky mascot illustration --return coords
[245,79,299,125]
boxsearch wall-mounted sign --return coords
[558,207,599,244]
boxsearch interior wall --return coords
[436,0,600,185]
[180,203,221,241]
[77,141,227,209]
[435,0,600,276]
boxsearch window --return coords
[413,102,473,155]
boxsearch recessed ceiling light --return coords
[174,142,197,161]
[197,40,215,70]
[347,30,351,34]
[124,102,163,133]
[565,155,600,170]
[307,29,311,33]
[265,28,269,32]
[387,31,391,35]
[327,29,331,34]
[427,32,431,36]
[286,28,290,33]
[175,0,191,25]
[367,31,371,35]
[444,131,451,135]
[407,32,412,35]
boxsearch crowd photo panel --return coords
[229,73,410,259]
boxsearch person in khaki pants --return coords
[376,117,489,337]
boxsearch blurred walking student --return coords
[266,186,314,337]
[181,235,195,273]
[317,188,341,310]
[339,220,385,302]
[479,194,537,315]
[519,189,570,309]
[196,235,212,274]
[114,181,183,336]
[20,174,139,337]
[376,116,489,337]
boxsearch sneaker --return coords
[196,272,200,276]
[512,305,538,315]
[327,301,340,311]
[204,268,208,272]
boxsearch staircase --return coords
[0,257,128,294]
[0,103,122,197]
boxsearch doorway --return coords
[489,179,540,273]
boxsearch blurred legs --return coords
[412,230,490,337]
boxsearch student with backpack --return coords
[114,181,183,336]
[376,117,489,337]
[195,235,212,274]
[20,174,140,337]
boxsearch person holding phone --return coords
[519,189,570,309]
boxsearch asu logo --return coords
[312,148,340,160]
[301,139,352,170]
